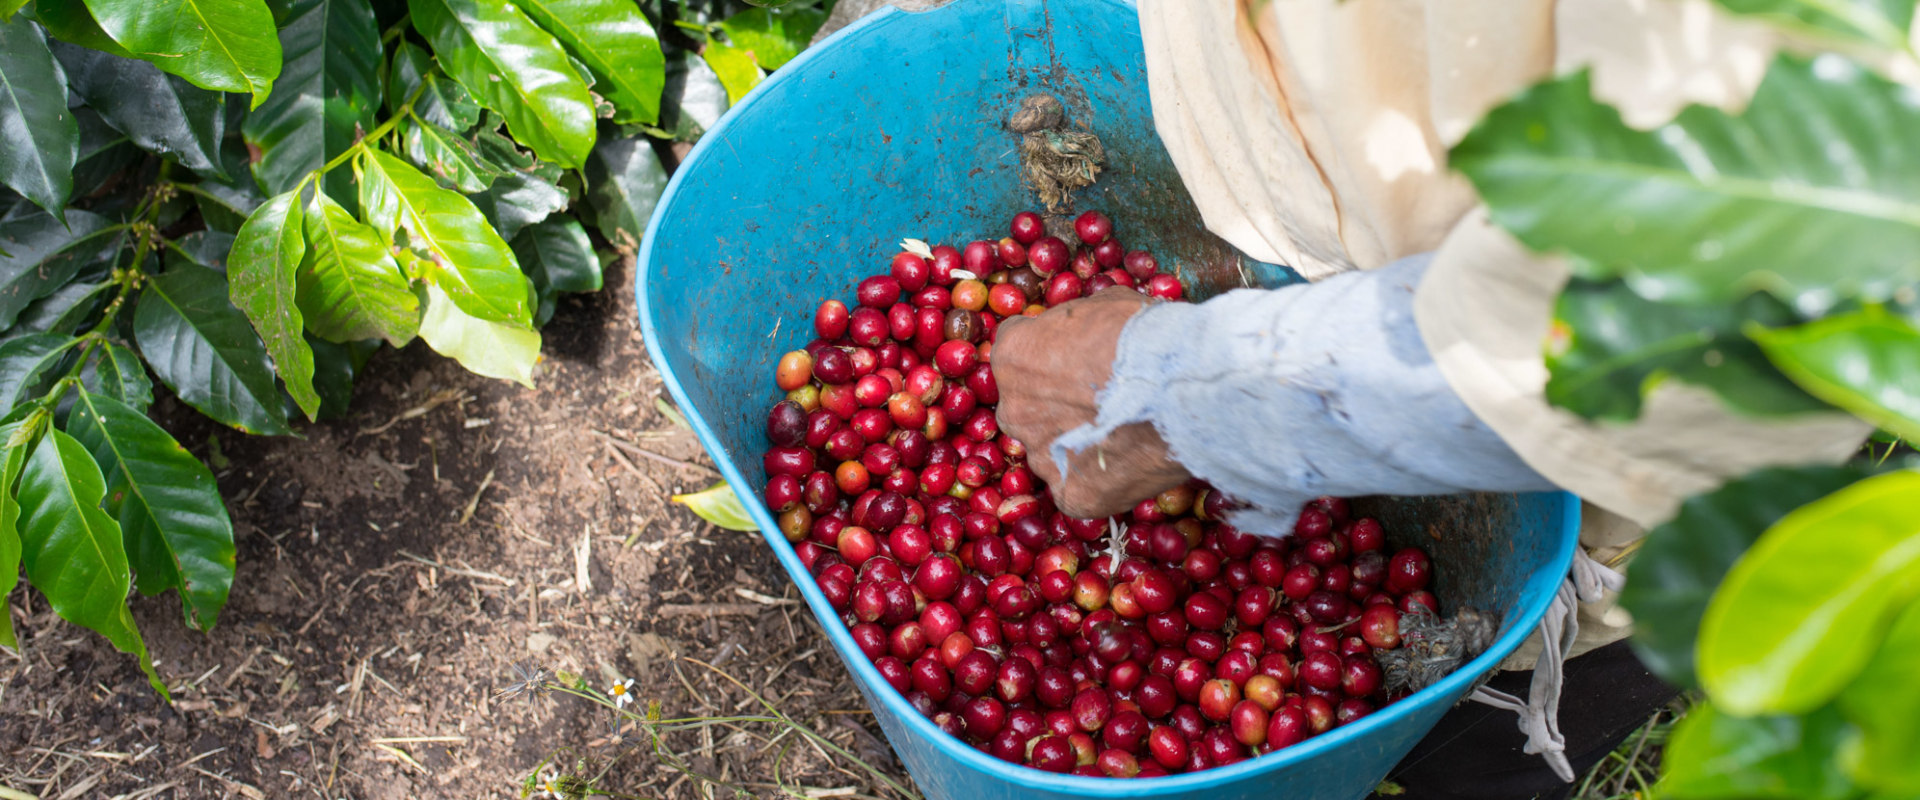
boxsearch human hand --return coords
[994,288,1191,518]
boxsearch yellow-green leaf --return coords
[415,282,539,387]
[1699,469,1920,714]
[671,481,756,532]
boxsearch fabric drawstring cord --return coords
[1469,548,1626,782]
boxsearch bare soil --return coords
[0,257,916,800]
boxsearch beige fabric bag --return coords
[1138,0,1876,656]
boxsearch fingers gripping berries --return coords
[761,212,1440,777]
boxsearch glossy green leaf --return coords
[69,108,140,203]
[168,230,237,273]
[229,189,319,420]
[1547,280,1828,420]
[298,192,419,345]
[33,0,133,57]
[516,0,665,124]
[1700,469,1920,714]
[510,217,598,326]
[1661,702,1859,799]
[1621,464,1876,688]
[402,116,499,193]
[306,335,374,419]
[701,42,761,105]
[51,40,227,176]
[470,169,569,241]
[134,260,290,435]
[407,0,596,168]
[415,282,538,386]
[1839,599,1920,791]
[584,132,667,249]
[81,0,281,106]
[242,0,383,198]
[1835,598,1920,786]
[6,281,111,340]
[718,5,823,71]
[0,419,32,649]
[0,16,77,221]
[670,481,756,532]
[15,428,164,694]
[66,388,233,630]
[657,51,728,142]
[1753,308,1920,444]
[1453,57,1920,312]
[387,42,480,132]
[0,209,118,328]
[358,149,532,326]
[80,340,154,413]
[0,332,80,416]
[1713,0,1915,52]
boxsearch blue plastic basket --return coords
[636,1,1581,797]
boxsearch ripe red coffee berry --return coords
[1145,273,1185,301]
[1359,604,1402,649]
[1147,726,1188,769]
[1029,237,1070,276]
[1009,211,1045,244]
[891,252,929,291]
[1074,211,1112,245]
[934,340,978,377]
[1387,548,1433,594]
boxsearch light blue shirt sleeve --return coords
[1050,254,1557,535]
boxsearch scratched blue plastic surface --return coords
[635,1,1581,798]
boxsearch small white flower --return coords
[532,769,563,799]
[608,677,636,709]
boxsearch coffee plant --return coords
[1452,1,1920,794]
[0,0,827,692]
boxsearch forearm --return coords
[1051,255,1555,535]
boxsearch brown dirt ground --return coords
[0,256,918,800]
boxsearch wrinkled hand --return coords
[994,288,1190,518]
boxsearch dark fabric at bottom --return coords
[1377,641,1679,800]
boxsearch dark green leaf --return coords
[357,148,531,326]
[1547,280,1827,420]
[15,428,165,694]
[1713,0,1914,52]
[51,40,227,176]
[79,340,153,413]
[511,217,597,326]
[0,333,80,417]
[66,388,233,630]
[470,170,569,241]
[1453,58,1920,313]
[415,282,538,385]
[658,51,727,141]
[228,190,318,420]
[1620,464,1876,688]
[701,41,760,105]
[0,16,78,220]
[70,108,140,203]
[242,0,383,197]
[402,117,499,193]
[0,419,32,649]
[306,335,375,418]
[1752,308,1920,444]
[516,0,665,124]
[168,230,237,273]
[6,281,111,339]
[299,191,418,345]
[386,42,480,131]
[81,0,282,106]
[1662,702,1859,799]
[407,0,596,168]
[718,5,822,71]
[33,0,133,57]
[584,132,667,249]
[133,260,290,435]
[0,209,118,328]
[1839,598,1920,791]
[1700,469,1920,714]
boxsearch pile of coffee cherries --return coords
[760,211,1439,777]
